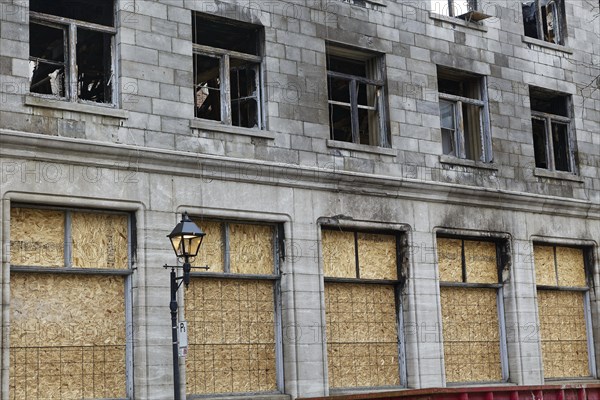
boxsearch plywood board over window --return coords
[322,227,402,390]
[185,220,280,396]
[9,206,131,400]
[437,237,505,383]
[534,244,591,379]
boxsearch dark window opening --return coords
[193,13,263,129]
[326,45,387,147]
[437,66,490,162]
[29,0,115,104]
[529,86,574,173]
[522,0,565,44]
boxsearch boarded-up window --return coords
[185,220,279,395]
[322,228,401,389]
[9,206,130,400]
[437,237,504,383]
[534,244,591,378]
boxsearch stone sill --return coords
[534,168,584,182]
[521,36,573,54]
[25,95,128,119]
[439,155,498,170]
[326,139,396,156]
[429,12,488,32]
[190,119,276,140]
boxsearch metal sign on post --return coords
[178,321,188,357]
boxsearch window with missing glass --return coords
[430,0,478,17]
[437,66,492,162]
[193,13,263,129]
[522,0,566,45]
[28,0,115,104]
[529,87,575,173]
[326,44,389,147]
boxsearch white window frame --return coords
[29,10,117,105]
[531,110,575,173]
[438,73,492,162]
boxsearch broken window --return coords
[533,244,593,378]
[437,66,492,162]
[322,228,404,388]
[28,0,115,104]
[193,14,263,129]
[326,44,389,147]
[437,237,508,383]
[522,0,566,44]
[529,87,575,172]
[430,0,490,20]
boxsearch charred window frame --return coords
[437,67,492,162]
[522,0,566,45]
[529,87,575,173]
[430,1,479,17]
[326,44,389,147]
[28,0,116,104]
[192,13,263,129]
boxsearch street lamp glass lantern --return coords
[167,212,205,258]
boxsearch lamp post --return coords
[165,211,208,400]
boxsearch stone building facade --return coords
[0,0,599,399]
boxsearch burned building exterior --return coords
[0,0,599,399]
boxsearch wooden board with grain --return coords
[322,230,356,278]
[464,240,497,284]
[537,290,589,378]
[441,287,502,383]
[9,273,126,399]
[10,208,65,267]
[437,238,463,283]
[185,278,277,394]
[192,220,224,272]
[357,233,397,280]
[555,246,586,287]
[71,212,128,269]
[325,283,399,388]
[534,245,558,286]
[229,224,274,275]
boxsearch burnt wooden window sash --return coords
[29,11,116,104]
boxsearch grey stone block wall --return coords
[1,0,599,399]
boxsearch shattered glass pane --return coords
[76,28,112,103]
[29,23,66,97]
[552,122,570,172]
[230,60,259,128]
[329,104,352,142]
[532,118,548,169]
[194,54,221,121]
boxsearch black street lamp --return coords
[165,211,208,400]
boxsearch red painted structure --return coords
[300,384,600,400]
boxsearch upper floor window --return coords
[522,0,566,45]
[430,1,483,18]
[29,0,115,104]
[326,44,389,147]
[529,87,575,173]
[193,14,263,129]
[437,66,492,162]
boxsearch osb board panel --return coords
[464,240,497,284]
[357,233,397,280]
[10,345,125,400]
[556,247,586,287]
[10,208,65,267]
[229,224,274,275]
[322,230,356,278]
[437,238,462,282]
[71,212,128,269]
[325,283,399,388]
[440,287,502,382]
[185,278,276,394]
[534,245,557,286]
[10,273,126,399]
[192,220,224,272]
[538,290,589,378]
